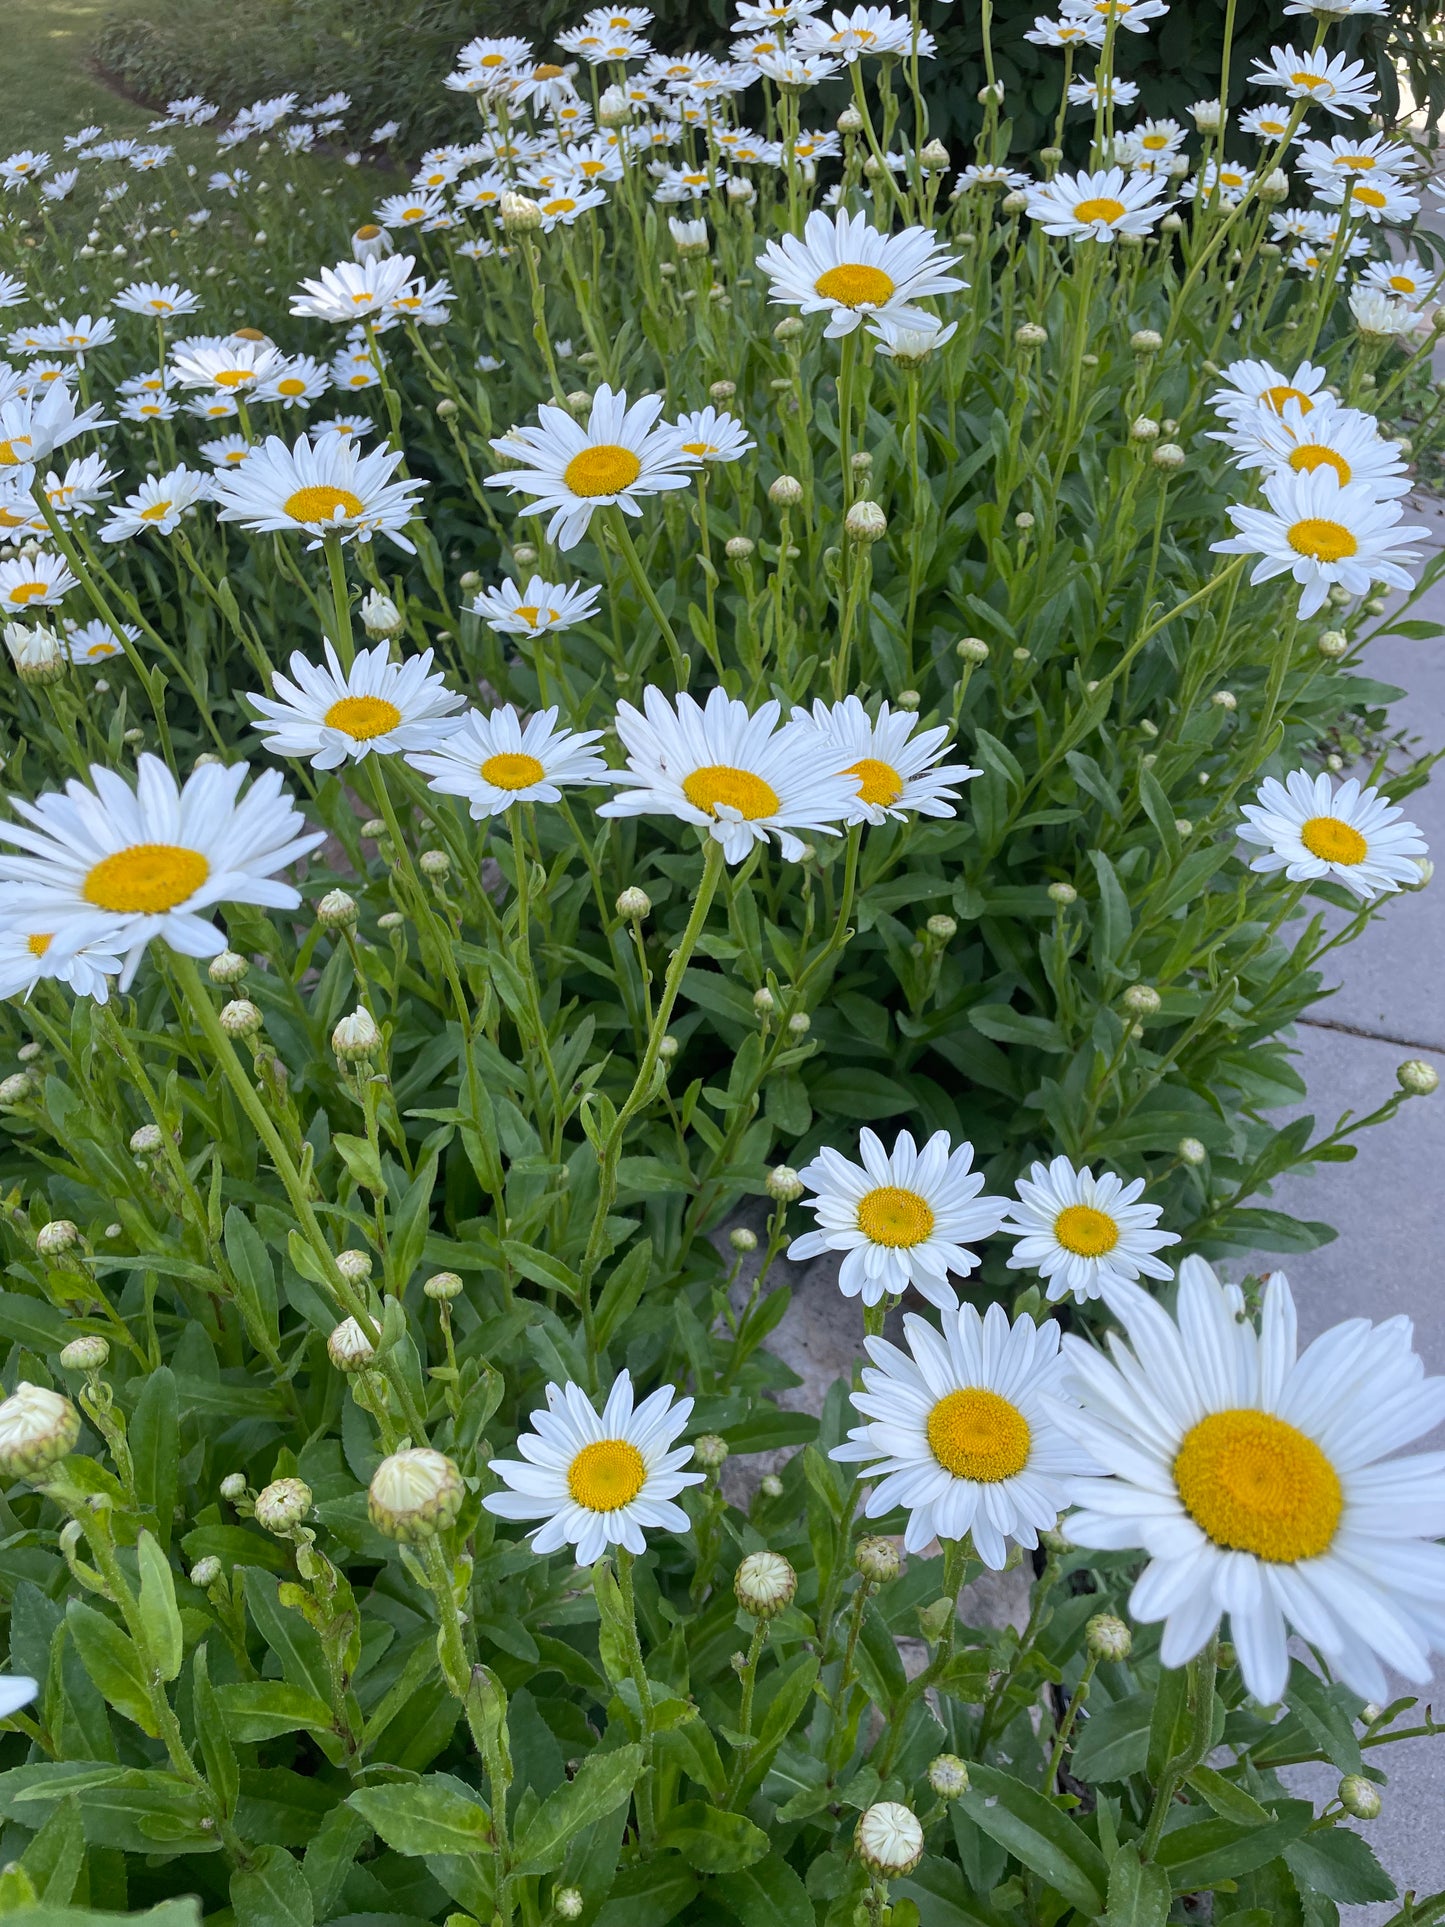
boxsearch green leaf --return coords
[230,1843,315,1927]
[225,1207,279,1345]
[347,1775,492,1857]
[1284,1826,1395,1904]
[302,1803,373,1918]
[1146,1664,1190,1783]
[0,1294,69,1353]
[135,1533,182,1683]
[502,1239,582,1302]
[806,1068,913,1120]
[0,1907,201,1927]
[65,1604,155,1738]
[1099,1843,1170,1927]
[129,1370,178,1551]
[716,1852,814,1927]
[595,1238,653,1351]
[1184,1765,1271,1828]
[655,1801,769,1873]
[217,1681,341,1744]
[19,1797,84,1905]
[514,1743,644,1876]
[958,1764,1107,1915]
[241,1569,331,1704]
[593,1860,698,1927]
[1155,1799,1312,1891]
[192,1647,238,1820]
[1285,1662,1362,1774]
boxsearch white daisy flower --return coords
[118,394,179,425]
[100,465,209,542]
[790,695,978,827]
[35,315,116,360]
[1360,256,1436,304]
[209,431,425,552]
[1347,286,1426,340]
[0,553,77,614]
[247,639,464,771]
[257,355,331,409]
[1238,769,1426,900]
[1238,104,1299,144]
[831,1301,1092,1564]
[1213,399,1411,497]
[37,452,116,518]
[0,756,323,989]
[483,1369,703,1566]
[1025,166,1170,241]
[407,704,610,819]
[1207,355,1330,423]
[789,1127,1009,1310]
[0,382,109,475]
[113,281,201,319]
[1319,175,1419,224]
[1002,1154,1178,1303]
[868,313,959,362]
[170,337,286,394]
[1247,45,1379,118]
[63,617,141,664]
[794,5,932,61]
[673,405,755,465]
[597,684,860,863]
[1023,14,1107,47]
[1064,1259,1445,1704]
[200,434,255,470]
[1127,117,1186,159]
[534,185,609,230]
[757,207,964,340]
[1065,75,1140,110]
[1212,466,1427,619]
[0,893,126,1005]
[1297,132,1417,183]
[290,254,418,324]
[468,574,601,636]
[1061,0,1168,30]
[485,384,695,552]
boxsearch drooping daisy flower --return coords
[0,894,126,1005]
[0,272,25,310]
[406,704,610,819]
[0,757,323,989]
[209,431,425,552]
[290,254,418,324]
[170,337,286,394]
[1238,769,1426,901]
[1064,1259,1445,1703]
[100,465,209,542]
[1026,166,1170,242]
[1212,466,1427,619]
[757,207,964,340]
[831,1301,1091,1564]
[1213,400,1410,498]
[1002,1155,1178,1303]
[113,281,201,319]
[0,554,77,614]
[247,640,464,771]
[598,685,860,863]
[1347,286,1425,340]
[673,405,755,465]
[0,383,109,474]
[789,1128,1009,1310]
[468,574,601,636]
[37,452,115,519]
[485,385,695,552]
[484,1369,702,1565]
[1247,45,1379,118]
[1207,356,1330,423]
[791,696,978,827]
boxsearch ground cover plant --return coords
[1,3,1445,1925]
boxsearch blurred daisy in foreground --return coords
[1064,1259,1445,1703]
[0,895,126,1006]
[832,1301,1089,1564]
[247,640,464,771]
[0,382,109,472]
[1212,466,1427,618]
[210,431,425,551]
[0,554,78,614]
[1002,1155,1178,1303]
[1025,166,1169,242]
[757,206,964,339]
[484,1369,702,1565]
[792,695,978,826]
[468,575,601,637]
[789,1127,1009,1310]
[598,685,860,863]
[1062,0,1169,31]
[1238,770,1427,900]
[407,704,610,818]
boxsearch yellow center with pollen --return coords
[847,758,904,809]
[681,764,780,819]
[1389,274,1417,293]
[1261,384,1313,415]
[1341,154,1376,169]
[534,61,565,78]
[1054,1203,1119,1256]
[0,436,34,466]
[139,500,173,522]
[8,582,49,605]
[1300,815,1367,864]
[86,642,116,658]
[544,198,577,216]
[213,368,256,388]
[856,1184,935,1248]
[1174,1408,1342,1562]
[1353,185,1387,209]
[563,444,642,497]
[284,484,365,523]
[927,1388,1032,1482]
[814,263,896,308]
[234,328,267,342]
[1142,133,1169,149]
[27,933,52,957]
[682,441,717,458]
[324,695,402,741]
[1074,196,1127,224]
[1288,517,1357,562]
[83,844,209,914]
[1290,71,1330,89]
[277,377,307,396]
[480,751,546,789]
[0,507,27,527]
[568,1438,646,1511]
[356,223,382,239]
[1289,445,1350,483]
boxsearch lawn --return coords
[9,0,156,152]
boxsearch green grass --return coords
[8,0,158,153]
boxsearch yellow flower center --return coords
[277,378,307,396]
[927,1388,1032,1482]
[356,223,382,238]
[83,843,209,914]
[1174,1408,1342,1562]
[568,1438,646,1511]
[139,500,173,522]
[1340,154,1375,169]
[579,159,607,177]
[681,764,780,820]
[234,328,266,342]
[1388,274,1416,292]
[855,1184,935,1248]
[0,507,27,527]
[284,484,366,523]
[479,51,507,65]
[1290,72,1330,90]
[86,641,116,657]
[8,582,49,605]
[563,444,643,497]
[1261,384,1313,415]
[544,197,577,216]
[1220,170,1244,187]
[0,436,34,466]
[480,751,546,789]
[1287,517,1357,562]
[323,695,403,741]
[213,368,256,389]
[1074,196,1127,224]
[1054,1203,1119,1256]
[682,441,717,458]
[534,62,564,79]
[1142,133,1169,149]
[1288,445,1350,483]
[27,932,52,957]
[814,263,896,308]
[348,373,372,388]
[1299,815,1367,864]
[1353,185,1387,209]
[847,757,904,808]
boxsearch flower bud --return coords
[752,987,776,1019]
[658,1034,679,1060]
[1178,1136,1207,1166]
[130,1123,165,1156]
[1015,512,1035,532]
[616,886,651,920]
[1339,1775,1382,1820]
[845,499,887,544]
[60,1335,109,1373]
[555,1892,584,1922]
[730,1226,758,1253]
[927,1753,970,1799]
[359,589,403,638]
[1317,630,1348,658]
[1414,857,1434,888]
[759,1472,784,1499]
[5,622,64,686]
[209,949,248,985]
[1002,189,1029,215]
[1259,169,1289,202]
[501,192,542,231]
[1152,443,1185,469]
[36,1220,80,1259]
[189,1555,222,1589]
[1085,1612,1133,1662]
[1015,322,1048,349]
[369,1447,463,1541]
[837,105,864,134]
[333,1007,381,1063]
[327,1316,376,1373]
[735,1550,797,1619]
[854,1535,900,1583]
[694,1432,729,1469]
[436,397,459,419]
[769,474,804,507]
[1130,416,1160,442]
[219,1471,248,1502]
[419,849,450,880]
[220,999,263,1038]
[926,914,957,941]
[0,1072,35,1108]
[1398,1059,1439,1096]
[598,85,631,127]
[956,636,989,663]
[1130,329,1162,354]
[254,1477,312,1535]
[725,535,755,561]
[856,1802,924,1878]
[767,1165,804,1202]
[1047,880,1077,905]
[424,1270,463,1301]
[978,80,1004,104]
[1123,984,1161,1016]
[1191,98,1223,132]
[317,888,359,930]
[1212,689,1237,711]
[920,139,950,172]
[787,1011,811,1038]
[378,911,404,931]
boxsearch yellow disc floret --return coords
[83,844,209,914]
[681,764,780,819]
[568,1438,647,1511]
[927,1388,1032,1482]
[1174,1408,1342,1562]
[856,1185,935,1248]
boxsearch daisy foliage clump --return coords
[0,0,1443,1920]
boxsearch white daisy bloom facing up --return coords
[483,1369,703,1566]
[673,405,755,465]
[597,684,862,864]
[756,206,965,340]
[1318,176,1419,225]
[791,695,979,827]
[113,281,201,319]
[468,574,602,637]
[1211,466,1427,620]
[789,1127,1010,1310]
[1238,769,1427,901]
[1213,399,1411,499]
[1002,1155,1178,1303]
[290,256,419,324]
[100,465,209,543]
[247,640,465,771]
[209,432,425,552]
[1206,356,1330,424]
[0,756,324,989]
[64,617,141,664]
[1359,257,1436,305]
[485,384,695,552]
[1025,166,1170,242]
[406,703,610,819]
[0,553,78,614]
[1064,1260,1445,1704]
[1247,45,1379,118]
[831,1301,1092,1564]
